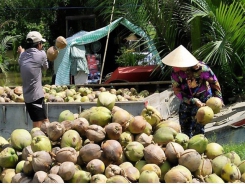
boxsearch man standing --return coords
[18,31,49,128]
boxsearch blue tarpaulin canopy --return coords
[54,17,161,85]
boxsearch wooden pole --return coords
[99,0,116,84]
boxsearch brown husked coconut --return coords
[11,173,28,183]
[105,164,123,178]
[71,118,89,137]
[58,161,76,181]
[49,165,60,174]
[178,149,202,172]
[60,120,73,131]
[105,122,123,140]
[124,166,140,182]
[32,151,52,172]
[85,125,106,143]
[127,115,147,134]
[143,144,166,165]
[112,109,134,129]
[135,133,153,147]
[14,86,23,95]
[164,165,192,183]
[155,120,181,133]
[32,171,48,183]
[79,143,102,164]
[22,145,33,160]
[101,140,123,162]
[47,46,59,61]
[194,157,212,180]
[46,121,65,141]
[55,36,67,49]
[55,147,78,163]
[40,121,50,135]
[165,142,184,164]
[111,106,125,114]
[43,174,64,183]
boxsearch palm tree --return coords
[0,20,21,85]
[86,0,191,79]
[186,0,245,100]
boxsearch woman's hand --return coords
[195,100,206,108]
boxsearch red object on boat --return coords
[104,65,157,83]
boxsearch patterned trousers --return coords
[179,102,204,138]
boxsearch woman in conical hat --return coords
[162,45,223,138]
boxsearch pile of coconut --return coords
[0,85,150,103]
[0,93,244,183]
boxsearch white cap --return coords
[26,31,46,43]
[161,45,199,67]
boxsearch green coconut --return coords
[205,142,224,160]
[90,174,107,183]
[119,131,134,147]
[0,136,10,152]
[58,110,75,122]
[195,106,214,125]
[139,170,160,183]
[60,130,82,151]
[174,132,189,149]
[89,106,112,127]
[159,161,172,182]
[238,160,245,175]
[0,147,18,168]
[97,91,116,110]
[141,105,162,127]
[31,135,52,152]
[106,175,129,183]
[204,173,225,183]
[212,155,231,176]
[15,160,25,173]
[225,151,241,166]
[68,170,91,183]
[153,126,177,146]
[135,160,147,172]
[141,164,161,178]
[124,141,144,162]
[206,97,223,114]
[86,159,105,175]
[0,168,16,183]
[10,129,32,151]
[188,134,208,154]
[221,162,241,182]
[143,122,152,135]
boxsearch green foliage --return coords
[115,46,146,67]
[222,142,245,160]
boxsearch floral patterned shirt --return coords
[171,62,223,104]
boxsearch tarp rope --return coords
[99,0,116,84]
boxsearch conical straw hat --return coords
[161,45,199,67]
